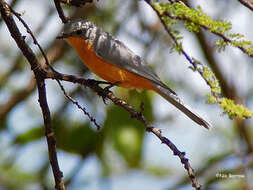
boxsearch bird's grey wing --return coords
[92,30,171,90]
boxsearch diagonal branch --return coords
[54,0,68,23]
[237,0,253,11]
[46,71,202,190]
[53,0,94,23]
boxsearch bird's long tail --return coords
[154,84,211,129]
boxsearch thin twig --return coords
[54,0,68,23]
[10,7,59,73]
[0,8,54,87]
[57,80,101,130]
[237,0,253,11]
[0,38,68,122]
[146,127,201,189]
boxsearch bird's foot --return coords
[104,81,121,92]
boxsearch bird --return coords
[57,19,211,129]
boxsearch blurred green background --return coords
[0,0,253,189]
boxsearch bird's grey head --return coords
[57,19,94,39]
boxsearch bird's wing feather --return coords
[92,30,174,91]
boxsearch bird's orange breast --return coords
[66,37,156,90]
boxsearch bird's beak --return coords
[56,33,68,39]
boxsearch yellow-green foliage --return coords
[152,1,253,120]
[202,66,221,94]
[220,98,253,119]
[154,2,231,34]
[172,33,183,53]
[207,94,218,104]
[230,39,253,56]
[154,1,253,56]
[216,39,229,52]
[217,34,253,56]
[190,59,221,95]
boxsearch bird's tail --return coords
[154,84,211,130]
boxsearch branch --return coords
[37,76,65,190]
[0,1,65,189]
[0,8,54,88]
[170,151,232,190]
[194,30,235,98]
[46,71,202,190]
[0,40,68,123]
[53,0,94,24]
[0,0,92,125]
[54,0,68,23]
[237,0,253,11]
[158,2,253,58]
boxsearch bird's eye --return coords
[76,30,82,35]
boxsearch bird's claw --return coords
[100,81,121,104]
[104,81,121,92]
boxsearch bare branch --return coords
[53,0,94,23]
[237,0,253,11]
[46,71,202,190]
[9,7,60,74]
[54,0,68,23]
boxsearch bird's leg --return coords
[86,79,112,86]
[104,81,121,92]
[87,79,121,104]
[98,81,120,104]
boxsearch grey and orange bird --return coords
[57,19,212,129]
